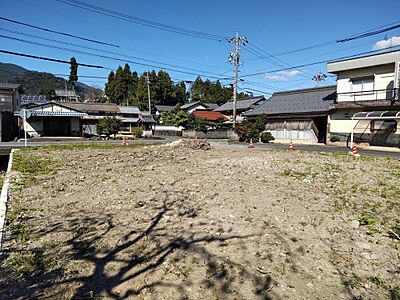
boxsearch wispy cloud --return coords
[373,36,400,50]
[265,70,302,81]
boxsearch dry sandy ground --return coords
[0,141,399,300]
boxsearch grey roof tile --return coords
[214,97,265,112]
[244,86,336,116]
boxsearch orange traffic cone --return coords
[122,137,126,145]
[248,138,255,149]
[288,140,294,150]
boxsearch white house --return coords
[327,50,400,147]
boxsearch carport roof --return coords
[352,110,400,120]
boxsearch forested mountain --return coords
[105,64,249,111]
[0,62,28,82]
[0,62,102,100]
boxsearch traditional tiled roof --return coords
[244,86,336,116]
[55,89,77,97]
[58,102,120,113]
[118,106,140,114]
[155,105,175,113]
[139,114,156,124]
[192,110,228,121]
[214,97,265,112]
[0,83,20,89]
[203,103,219,110]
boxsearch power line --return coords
[0,34,229,80]
[271,20,400,57]
[56,0,228,41]
[0,49,106,69]
[0,30,227,78]
[337,23,400,43]
[0,16,119,48]
[234,46,400,79]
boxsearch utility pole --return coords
[145,71,151,114]
[312,72,327,87]
[228,31,247,128]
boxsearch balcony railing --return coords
[335,88,399,104]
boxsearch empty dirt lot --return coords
[0,141,399,299]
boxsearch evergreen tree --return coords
[69,57,78,90]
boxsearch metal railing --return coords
[335,88,399,104]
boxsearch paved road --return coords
[210,140,400,159]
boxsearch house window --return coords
[351,77,374,94]
[370,120,397,133]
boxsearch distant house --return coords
[154,105,175,116]
[118,106,141,132]
[138,113,156,136]
[244,86,336,144]
[180,101,220,114]
[15,101,87,137]
[0,83,20,142]
[214,97,265,120]
[55,89,78,102]
[192,110,229,122]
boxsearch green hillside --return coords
[0,62,103,99]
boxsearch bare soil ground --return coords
[0,141,399,300]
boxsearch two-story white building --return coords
[327,50,400,147]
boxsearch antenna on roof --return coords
[312,72,327,87]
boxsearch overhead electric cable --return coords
[56,0,228,41]
[235,46,400,79]
[0,34,229,79]
[0,49,106,69]
[0,16,119,47]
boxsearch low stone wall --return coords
[182,130,239,140]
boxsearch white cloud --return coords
[373,36,400,50]
[265,70,302,81]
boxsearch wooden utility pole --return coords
[146,71,151,114]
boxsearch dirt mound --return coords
[168,138,211,150]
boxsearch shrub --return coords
[261,131,275,143]
[330,135,341,142]
[97,117,122,138]
[131,127,143,138]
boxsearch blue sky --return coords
[1,0,400,96]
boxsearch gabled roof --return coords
[244,86,336,117]
[15,101,87,117]
[58,101,120,114]
[181,101,206,110]
[0,83,20,89]
[118,106,140,115]
[203,103,219,110]
[55,89,77,97]
[139,114,156,124]
[192,110,228,121]
[214,96,265,112]
[181,101,221,111]
[155,105,175,113]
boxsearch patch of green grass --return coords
[8,251,59,277]
[358,215,375,226]
[367,274,383,286]
[366,227,381,236]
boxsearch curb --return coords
[0,149,16,255]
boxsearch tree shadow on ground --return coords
[1,198,276,300]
